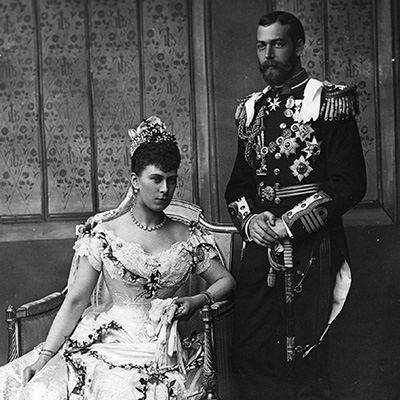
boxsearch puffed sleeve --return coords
[73,232,104,272]
[185,226,222,275]
[67,228,106,290]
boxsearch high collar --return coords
[271,68,309,95]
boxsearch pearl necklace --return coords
[129,209,167,232]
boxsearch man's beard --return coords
[259,58,298,87]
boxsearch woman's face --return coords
[132,164,177,212]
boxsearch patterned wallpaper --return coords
[40,0,92,214]
[90,0,141,211]
[0,0,390,220]
[141,0,192,201]
[0,0,192,220]
[0,1,41,216]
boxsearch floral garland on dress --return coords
[63,299,204,399]
[78,221,212,300]
[66,221,212,397]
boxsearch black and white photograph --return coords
[0,1,398,399]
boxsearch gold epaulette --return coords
[319,81,359,121]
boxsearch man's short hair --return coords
[258,11,305,45]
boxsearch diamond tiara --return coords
[128,116,177,157]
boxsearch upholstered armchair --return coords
[6,199,242,400]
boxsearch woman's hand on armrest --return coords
[173,295,205,321]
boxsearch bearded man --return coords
[225,11,366,400]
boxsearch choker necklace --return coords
[129,209,167,232]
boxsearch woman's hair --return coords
[131,140,181,174]
[258,11,305,45]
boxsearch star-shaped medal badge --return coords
[302,137,322,159]
[279,137,299,158]
[267,97,281,111]
[295,123,314,141]
[290,155,313,181]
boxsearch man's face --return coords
[257,22,303,87]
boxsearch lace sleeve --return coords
[73,234,104,272]
[187,226,222,275]
[67,229,105,290]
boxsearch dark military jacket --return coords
[225,69,366,242]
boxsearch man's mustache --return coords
[260,61,282,71]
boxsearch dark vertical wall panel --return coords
[210,0,267,221]
[0,239,74,365]
[329,226,400,400]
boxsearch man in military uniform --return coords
[225,11,366,400]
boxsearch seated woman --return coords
[0,116,235,399]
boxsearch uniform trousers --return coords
[231,235,339,400]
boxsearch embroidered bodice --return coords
[73,223,219,307]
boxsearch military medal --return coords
[285,96,295,109]
[302,137,322,160]
[284,109,294,118]
[267,267,276,287]
[290,155,313,181]
[255,128,269,175]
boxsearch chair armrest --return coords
[6,288,67,361]
[210,299,234,317]
[16,288,67,318]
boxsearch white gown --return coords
[0,222,219,399]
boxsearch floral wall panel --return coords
[40,0,93,214]
[142,0,192,201]
[89,0,141,210]
[0,0,196,228]
[0,1,41,216]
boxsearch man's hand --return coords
[248,212,288,247]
